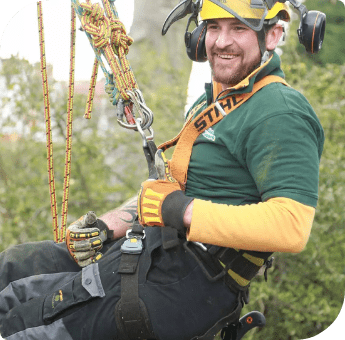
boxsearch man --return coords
[0,1,324,339]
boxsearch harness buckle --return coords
[121,228,146,255]
[264,257,274,282]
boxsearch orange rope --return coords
[60,4,77,242]
[79,2,137,102]
[38,0,137,242]
[84,57,99,119]
[37,2,76,242]
[37,1,59,242]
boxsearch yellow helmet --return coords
[200,0,290,29]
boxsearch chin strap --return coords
[258,28,270,65]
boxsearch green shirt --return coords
[185,52,324,208]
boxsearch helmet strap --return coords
[258,17,279,65]
[257,28,270,65]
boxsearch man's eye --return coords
[207,25,219,30]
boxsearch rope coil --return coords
[79,1,137,102]
[73,0,154,133]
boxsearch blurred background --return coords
[0,1,344,339]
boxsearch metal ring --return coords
[126,228,146,240]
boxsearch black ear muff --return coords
[298,10,326,54]
[185,21,207,62]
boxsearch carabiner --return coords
[116,90,152,130]
[135,119,154,147]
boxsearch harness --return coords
[159,75,289,188]
[115,222,155,340]
[159,75,288,292]
[115,223,244,340]
[116,75,289,339]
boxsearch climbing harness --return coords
[38,0,157,242]
[152,75,289,296]
[113,75,285,340]
[159,75,289,187]
[115,221,156,340]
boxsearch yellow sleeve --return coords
[186,197,315,253]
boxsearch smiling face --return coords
[205,18,262,90]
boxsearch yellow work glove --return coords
[66,211,113,267]
[138,150,193,234]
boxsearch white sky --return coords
[0,0,210,108]
[0,0,134,81]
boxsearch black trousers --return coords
[0,227,239,340]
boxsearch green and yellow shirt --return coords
[178,52,324,254]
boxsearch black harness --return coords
[115,225,272,340]
[115,222,155,340]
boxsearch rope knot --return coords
[80,2,110,50]
[110,19,133,55]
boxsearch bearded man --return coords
[0,1,324,339]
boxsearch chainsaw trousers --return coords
[0,227,239,340]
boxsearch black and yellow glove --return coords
[66,211,113,267]
[138,150,193,234]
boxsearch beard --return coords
[209,49,261,88]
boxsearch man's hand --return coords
[138,150,193,234]
[66,211,113,267]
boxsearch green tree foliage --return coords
[293,0,345,65]
[0,50,190,250]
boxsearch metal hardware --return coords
[125,228,146,240]
[117,89,154,131]
[121,228,146,255]
[193,241,208,252]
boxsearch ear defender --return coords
[297,10,326,54]
[185,21,208,62]
[163,0,326,60]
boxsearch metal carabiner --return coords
[135,118,154,147]
[116,91,138,130]
[117,89,154,132]
[132,89,154,130]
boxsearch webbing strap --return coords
[115,225,155,340]
[158,75,289,187]
[117,254,145,339]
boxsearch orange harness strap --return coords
[158,75,289,188]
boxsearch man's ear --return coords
[266,24,284,51]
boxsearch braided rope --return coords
[37,2,59,242]
[38,2,76,242]
[84,57,99,119]
[110,19,137,90]
[102,0,137,91]
[60,4,77,242]
[79,1,137,102]
[38,1,140,241]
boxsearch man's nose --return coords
[215,30,234,49]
